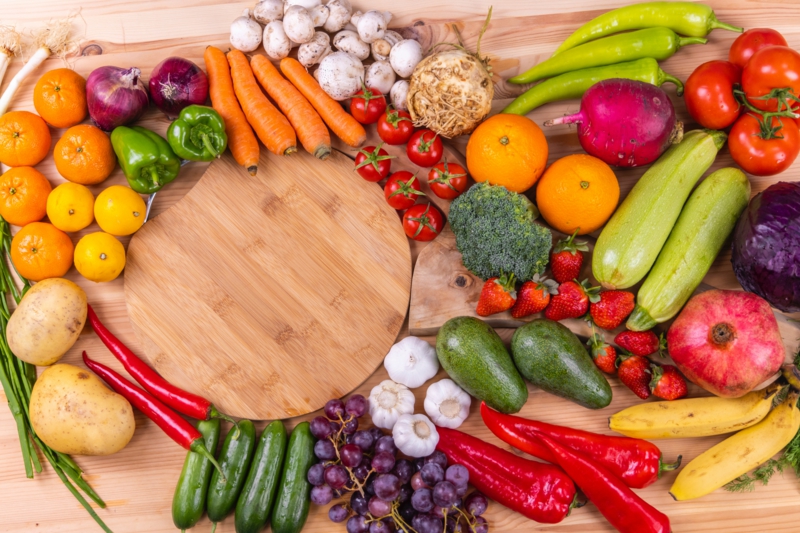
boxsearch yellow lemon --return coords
[46,182,95,233]
[74,232,126,283]
[94,185,146,236]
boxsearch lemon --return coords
[94,185,146,236]
[46,182,95,233]
[74,232,126,283]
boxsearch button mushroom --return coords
[298,31,331,67]
[230,9,263,52]
[371,30,402,61]
[264,20,292,60]
[316,51,365,101]
[252,0,284,24]
[356,10,392,44]
[366,60,396,95]
[333,29,370,60]
[390,79,409,111]
[390,39,423,78]
[284,0,321,10]
[283,5,315,44]
[323,0,352,33]
[309,4,329,26]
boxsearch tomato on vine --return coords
[350,85,387,124]
[402,203,444,241]
[729,28,788,69]
[741,46,800,112]
[428,159,469,200]
[407,129,443,167]
[355,143,395,182]
[728,114,800,176]
[384,171,425,210]
[377,107,415,145]
[684,60,742,130]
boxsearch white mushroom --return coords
[333,30,370,61]
[390,39,423,78]
[298,31,331,67]
[390,79,409,110]
[349,10,363,27]
[230,9,263,52]
[253,0,284,24]
[371,30,402,61]
[283,5,315,44]
[316,51,365,100]
[366,60,396,95]
[323,0,352,33]
[284,0,321,10]
[357,10,392,43]
[264,20,292,60]
[309,4,329,26]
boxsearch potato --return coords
[7,278,87,366]
[30,364,136,456]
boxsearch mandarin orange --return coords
[11,222,74,281]
[0,167,53,226]
[54,124,116,185]
[0,111,51,167]
[33,68,88,128]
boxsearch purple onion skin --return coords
[87,66,150,131]
[149,57,209,118]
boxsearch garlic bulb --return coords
[424,379,471,428]
[369,380,415,429]
[383,336,439,389]
[393,413,439,458]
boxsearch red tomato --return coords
[402,203,444,241]
[729,114,800,176]
[428,159,469,200]
[377,107,415,145]
[729,28,788,69]
[355,144,395,182]
[742,46,800,112]
[384,171,424,210]
[684,60,742,129]
[350,87,387,124]
[407,129,444,167]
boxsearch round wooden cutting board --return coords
[123,149,411,419]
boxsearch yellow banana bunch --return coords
[609,384,780,439]
[670,392,800,501]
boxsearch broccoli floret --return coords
[449,182,551,281]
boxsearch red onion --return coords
[87,66,150,131]
[149,57,208,118]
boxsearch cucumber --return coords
[172,419,221,532]
[207,420,257,527]
[234,421,288,533]
[627,168,750,330]
[593,129,727,289]
[270,422,315,533]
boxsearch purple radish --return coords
[543,79,683,168]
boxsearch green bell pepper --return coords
[167,105,228,162]
[111,126,181,194]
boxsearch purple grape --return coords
[375,435,397,455]
[314,439,337,461]
[397,484,412,503]
[369,427,385,442]
[465,491,488,517]
[310,484,333,505]
[432,481,457,508]
[347,515,369,533]
[329,503,349,523]
[341,443,363,468]
[399,501,417,523]
[420,463,444,485]
[353,463,371,482]
[310,416,333,439]
[368,496,392,517]
[307,462,325,486]
[410,472,427,490]
[353,430,375,452]
[351,492,369,516]
[345,432,356,444]
[370,519,392,533]
[413,514,442,533]
[473,515,489,533]
[411,514,427,530]
[413,457,426,472]
[393,459,413,484]
[424,451,448,470]
[330,420,343,434]
[345,394,368,418]
[374,473,401,501]
[324,464,349,489]
[325,399,346,420]
[445,464,469,489]
[343,416,359,435]
[364,477,375,495]
[372,451,396,473]
[411,487,434,513]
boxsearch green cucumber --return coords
[235,421,288,533]
[593,129,727,289]
[207,420,257,528]
[627,168,750,330]
[270,422,315,533]
[172,418,221,532]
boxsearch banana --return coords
[670,392,800,501]
[608,384,780,439]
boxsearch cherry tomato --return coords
[355,143,395,182]
[402,203,444,241]
[729,28,788,69]
[729,113,800,176]
[428,159,469,200]
[742,46,800,112]
[377,107,415,145]
[684,60,742,129]
[407,129,444,167]
[384,171,425,210]
[350,86,387,124]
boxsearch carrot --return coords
[279,57,367,148]
[250,54,331,160]
[227,49,296,156]
[204,46,260,175]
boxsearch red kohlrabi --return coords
[149,56,209,118]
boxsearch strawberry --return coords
[617,353,652,400]
[650,364,688,401]
[511,275,558,318]
[550,230,589,283]
[614,330,665,356]
[586,333,617,374]
[590,290,635,330]
[476,273,517,317]
[544,279,600,321]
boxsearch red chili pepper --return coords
[435,426,577,524]
[533,431,671,533]
[480,402,680,488]
[82,351,226,481]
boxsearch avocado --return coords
[436,316,528,414]
[511,319,612,409]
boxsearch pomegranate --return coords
[667,289,784,398]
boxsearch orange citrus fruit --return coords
[54,124,116,185]
[0,167,53,227]
[0,111,52,167]
[33,68,88,128]
[47,182,95,233]
[535,154,620,235]
[74,232,126,283]
[11,222,74,281]
[94,185,146,236]
[466,114,548,193]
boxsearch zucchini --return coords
[207,420,257,527]
[593,129,727,289]
[172,419,221,532]
[627,168,750,330]
[270,422,315,533]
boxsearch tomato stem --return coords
[734,88,799,140]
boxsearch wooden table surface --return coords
[2,1,800,532]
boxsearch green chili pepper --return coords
[167,105,228,162]
[110,125,181,194]
[504,58,684,115]
[553,2,742,56]
[509,27,706,85]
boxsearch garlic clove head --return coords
[368,380,415,429]
[383,336,439,389]
[424,378,471,429]
[392,413,439,458]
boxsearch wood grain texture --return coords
[0,0,799,532]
